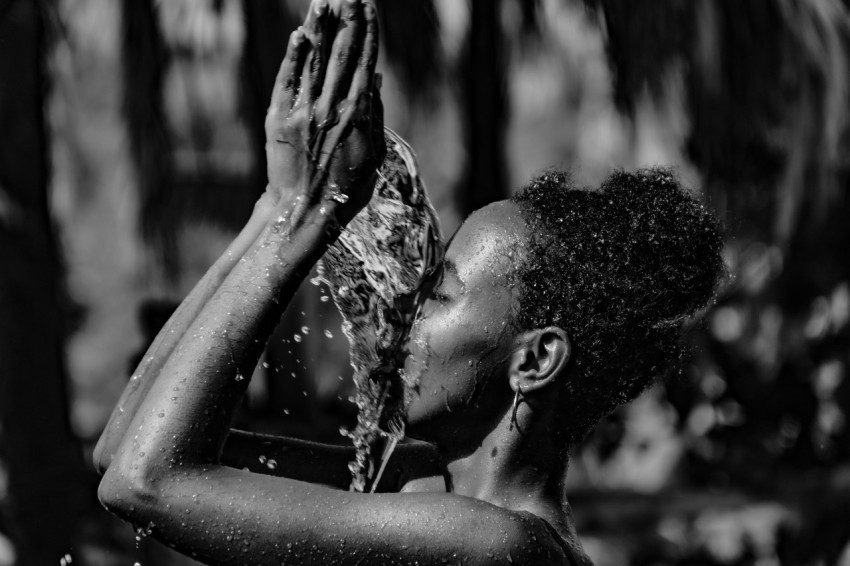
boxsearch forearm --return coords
[102,196,342,487]
[93,192,277,474]
[98,1,391,557]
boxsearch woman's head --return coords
[404,201,528,446]
[512,168,725,448]
[405,168,725,452]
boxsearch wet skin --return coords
[405,201,525,450]
[94,1,582,564]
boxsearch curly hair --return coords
[512,168,725,449]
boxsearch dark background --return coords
[1,0,850,564]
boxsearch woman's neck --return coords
[439,409,568,517]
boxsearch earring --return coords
[509,386,523,431]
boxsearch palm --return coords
[264,0,384,222]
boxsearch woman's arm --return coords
[98,0,382,516]
[92,193,276,475]
[98,2,567,564]
[97,0,383,478]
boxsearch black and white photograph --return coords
[1,1,849,564]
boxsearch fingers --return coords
[298,0,331,106]
[370,77,386,163]
[269,28,308,115]
[316,0,365,115]
[347,1,379,101]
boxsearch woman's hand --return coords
[264,0,385,226]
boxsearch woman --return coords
[95,1,724,564]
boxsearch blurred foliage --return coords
[583,0,850,244]
[578,0,850,492]
[2,0,850,565]
[378,0,443,105]
[0,1,95,564]
[575,1,850,563]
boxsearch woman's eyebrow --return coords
[443,259,464,287]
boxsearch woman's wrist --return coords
[263,187,359,243]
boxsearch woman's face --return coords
[404,200,528,447]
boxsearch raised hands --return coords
[265,0,385,226]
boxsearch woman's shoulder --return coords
[406,496,583,565]
[478,506,590,565]
[339,489,579,565]
[398,494,587,565]
[516,510,595,566]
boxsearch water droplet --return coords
[262,362,269,369]
[324,329,334,338]
[300,326,310,335]
[258,455,267,464]
[266,459,277,470]
[293,334,302,343]
[320,295,330,302]
[235,373,244,382]
[327,191,349,204]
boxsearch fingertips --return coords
[317,0,365,114]
[347,0,378,100]
[270,29,308,115]
[288,29,308,68]
[307,0,330,36]
[299,1,331,105]
[341,0,361,17]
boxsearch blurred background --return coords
[1,0,850,564]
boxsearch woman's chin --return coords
[403,408,432,439]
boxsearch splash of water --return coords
[320,128,444,492]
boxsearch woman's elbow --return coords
[97,458,160,521]
[92,436,112,476]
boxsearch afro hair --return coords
[512,168,725,449]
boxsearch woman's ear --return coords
[509,327,570,393]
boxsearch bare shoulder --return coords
[498,510,579,565]
[348,492,577,565]
[513,510,594,566]
[100,460,579,565]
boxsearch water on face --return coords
[319,128,444,492]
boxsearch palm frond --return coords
[582,0,691,115]
[378,0,443,105]
[587,0,850,244]
[121,0,177,276]
[456,0,509,214]
[240,0,299,194]
[519,0,543,39]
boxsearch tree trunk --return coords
[0,1,91,563]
